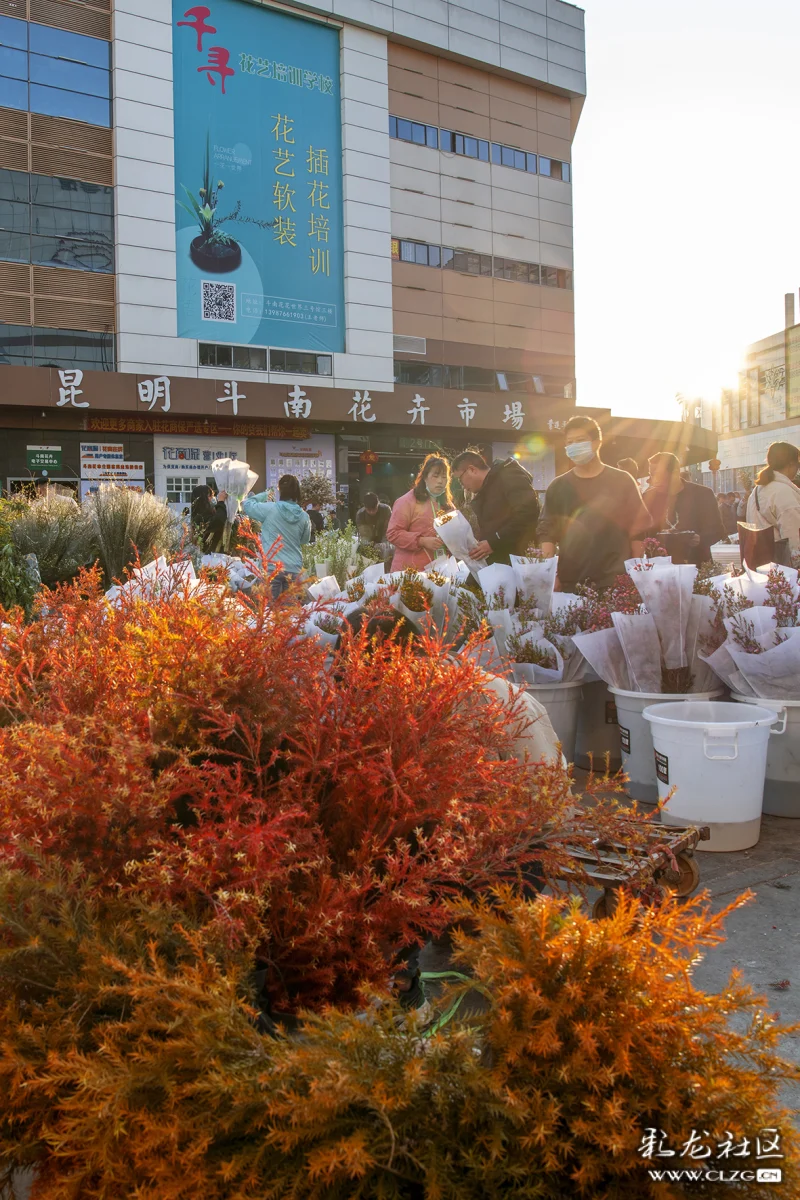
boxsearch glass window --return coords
[0,197,29,233]
[0,228,27,262]
[428,244,440,268]
[317,355,332,376]
[442,365,462,390]
[31,233,113,272]
[411,122,425,145]
[396,118,412,141]
[0,74,27,110]
[199,343,216,366]
[549,160,563,181]
[462,367,495,391]
[542,266,558,287]
[529,263,541,285]
[491,142,501,165]
[400,240,416,263]
[464,136,478,158]
[514,149,526,171]
[451,250,469,273]
[31,175,113,216]
[496,372,508,391]
[32,327,114,371]
[480,254,492,276]
[30,83,111,126]
[440,129,453,153]
[426,124,438,149]
[29,54,110,99]
[0,15,27,51]
[557,268,568,289]
[478,140,489,161]
[0,324,33,365]
[562,162,571,183]
[31,205,113,241]
[510,260,528,283]
[0,169,29,203]
[440,245,454,269]
[214,344,233,367]
[0,44,26,80]
[539,156,551,177]
[389,115,397,137]
[414,242,428,265]
[29,22,110,70]
[454,133,464,155]
[232,345,267,370]
[500,145,514,168]
[526,153,537,173]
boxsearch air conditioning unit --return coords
[393,334,427,355]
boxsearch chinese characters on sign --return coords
[56,369,88,409]
[637,1128,783,1162]
[503,401,524,431]
[458,398,477,427]
[137,377,172,414]
[349,390,376,422]
[284,383,311,419]
[217,380,245,416]
[407,394,430,425]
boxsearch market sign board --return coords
[172,0,345,352]
[80,443,125,462]
[80,462,146,482]
[26,445,61,469]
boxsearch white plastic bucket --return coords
[575,680,622,772]
[731,694,799,818]
[610,687,724,803]
[526,682,583,763]
[644,701,778,851]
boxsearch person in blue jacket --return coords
[242,473,311,599]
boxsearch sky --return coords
[572,0,800,420]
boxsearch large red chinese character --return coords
[198,46,235,94]
[177,6,216,53]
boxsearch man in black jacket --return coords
[644,452,725,564]
[451,451,540,564]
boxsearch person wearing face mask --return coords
[538,416,651,591]
[387,454,454,570]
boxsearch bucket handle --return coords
[704,732,738,761]
[770,710,788,737]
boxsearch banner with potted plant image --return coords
[172,0,345,352]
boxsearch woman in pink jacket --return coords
[387,454,454,570]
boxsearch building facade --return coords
[0,0,586,508]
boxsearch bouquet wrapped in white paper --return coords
[507,629,564,686]
[211,458,259,524]
[433,510,488,574]
[510,554,558,617]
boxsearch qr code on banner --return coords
[202,280,236,322]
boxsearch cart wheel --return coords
[665,853,701,898]
[592,890,618,920]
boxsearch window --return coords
[390,115,438,150]
[394,360,572,395]
[0,169,114,273]
[539,157,571,183]
[199,343,268,370]
[0,17,111,127]
[0,323,33,366]
[392,234,570,289]
[270,349,332,375]
[394,361,444,387]
[450,249,491,276]
[33,326,114,371]
[399,120,535,174]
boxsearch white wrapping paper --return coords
[433,511,488,575]
[486,607,514,657]
[685,593,720,693]
[611,611,663,693]
[728,627,800,699]
[307,575,341,601]
[627,563,697,669]
[211,457,259,523]
[571,627,632,691]
[509,632,564,685]
[477,563,517,610]
[510,555,558,616]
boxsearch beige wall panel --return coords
[387,43,439,76]
[393,261,443,291]
[442,292,494,322]
[438,104,490,139]
[388,66,440,103]
[489,95,539,131]
[496,325,542,351]
[492,233,541,262]
[494,300,542,327]
[392,212,443,243]
[538,197,572,227]
[389,91,437,123]
[441,174,492,208]
[536,91,571,118]
[489,164,539,196]
[539,221,573,248]
[443,317,495,345]
[392,188,442,222]
[538,176,573,204]
[540,308,574,334]
[439,79,490,117]
[537,134,572,160]
[442,271,494,300]
[540,288,575,312]
[491,185,538,220]
[393,285,444,316]
[390,139,440,172]
[537,111,571,141]
[390,161,441,196]
[394,311,444,340]
[441,222,493,253]
[437,58,489,93]
[441,198,492,230]
[539,244,574,269]
[492,209,540,241]
[488,119,537,154]
[540,330,575,355]
[493,278,543,307]
[440,155,492,185]
[488,74,539,111]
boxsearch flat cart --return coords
[554,816,710,918]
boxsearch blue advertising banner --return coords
[172,1,344,353]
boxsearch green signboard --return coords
[26,446,62,470]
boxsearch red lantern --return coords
[360,450,379,475]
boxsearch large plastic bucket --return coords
[731,694,800,818]
[575,680,622,772]
[526,682,583,763]
[644,701,778,851]
[610,687,724,803]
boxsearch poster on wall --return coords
[266,433,336,492]
[172,0,344,353]
[153,435,247,512]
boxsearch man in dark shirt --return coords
[644,452,725,564]
[355,492,391,544]
[451,451,540,565]
[538,415,651,590]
